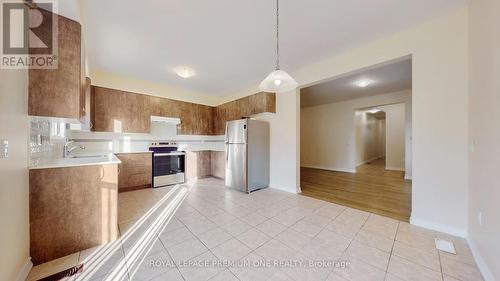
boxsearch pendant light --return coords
[259,0,298,93]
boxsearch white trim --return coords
[15,257,32,281]
[270,184,300,194]
[185,177,200,186]
[404,172,412,180]
[466,237,496,281]
[301,165,356,174]
[385,166,405,171]
[356,156,383,167]
[409,216,467,238]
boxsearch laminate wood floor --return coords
[300,158,412,221]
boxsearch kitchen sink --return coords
[70,155,108,159]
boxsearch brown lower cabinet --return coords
[185,151,226,181]
[115,153,152,192]
[29,164,118,265]
[185,151,212,181]
[210,151,225,179]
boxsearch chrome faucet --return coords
[63,140,86,158]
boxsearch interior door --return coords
[225,143,247,192]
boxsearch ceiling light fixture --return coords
[174,66,195,79]
[259,0,298,93]
[355,79,372,88]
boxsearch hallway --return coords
[300,158,411,221]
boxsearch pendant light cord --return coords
[276,0,280,70]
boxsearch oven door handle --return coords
[154,152,185,156]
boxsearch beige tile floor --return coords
[27,178,484,281]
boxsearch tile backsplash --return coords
[29,119,66,167]
[29,117,225,167]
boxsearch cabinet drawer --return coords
[124,165,151,175]
[119,172,152,189]
[116,153,152,191]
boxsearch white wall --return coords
[301,90,411,173]
[355,112,385,166]
[380,103,406,171]
[0,69,30,280]
[468,0,500,280]
[295,7,469,236]
[252,90,301,193]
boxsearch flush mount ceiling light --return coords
[355,79,373,88]
[368,108,381,114]
[174,66,196,79]
[259,0,298,93]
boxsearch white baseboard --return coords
[466,237,495,281]
[301,165,356,174]
[185,178,199,185]
[16,257,32,281]
[356,156,382,167]
[385,166,405,171]
[409,217,467,238]
[270,184,300,194]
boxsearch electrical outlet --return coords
[478,212,483,226]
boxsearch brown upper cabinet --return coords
[149,96,182,119]
[213,92,276,135]
[91,85,275,135]
[122,91,151,133]
[249,92,276,115]
[92,86,150,134]
[150,96,213,135]
[28,9,82,120]
[179,102,214,135]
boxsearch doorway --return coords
[299,58,412,221]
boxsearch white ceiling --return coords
[301,59,412,108]
[81,0,465,97]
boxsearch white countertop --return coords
[29,154,121,170]
[114,151,153,154]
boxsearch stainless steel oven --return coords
[150,143,185,187]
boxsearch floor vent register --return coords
[37,264,83,281]
[435,238,457,254]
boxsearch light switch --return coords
[0,139,8,158]
[469,140,476,153]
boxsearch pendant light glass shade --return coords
[259,69,298,93]
[259,0,297,93]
